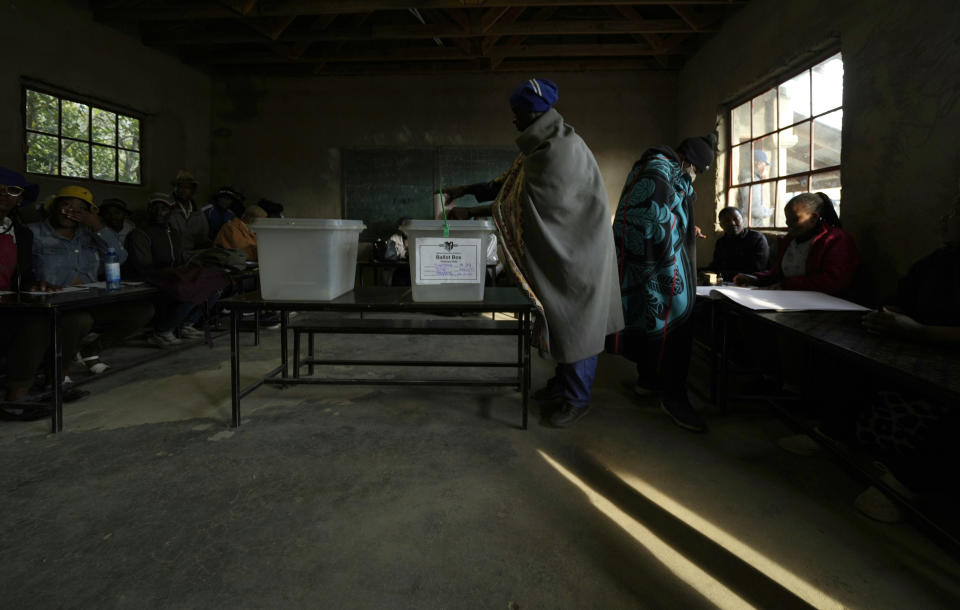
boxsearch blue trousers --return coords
[545,354,599,409]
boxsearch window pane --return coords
[731,101,751,144]
[781,122,810,175]
[26,133,59,175]
[731,143,750,185]
[813,110,842,169]
[775,176,810,227]
[812,53,843,115]
[811,170,842,217]
[728,187,748,220]
[747,181,777,227]
[778,70,810,128]
[92,108,116,145]
[754,133,778,178]
[118,149,140,184]
[92,145,117,181]
[61,101,89,140]
[25,90,59,135]
[61,139,90,178]
[752,88,777,137]
[119,115,140,150]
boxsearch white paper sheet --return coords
[707,287,868,312]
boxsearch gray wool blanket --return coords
[496,109,624,363]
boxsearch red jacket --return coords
[754,223,859,296]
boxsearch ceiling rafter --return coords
[143,18,708,46]
[488,6,556,69]
[98,1,748,21]
[100,1,747,76]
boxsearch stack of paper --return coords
[696,285,868,312]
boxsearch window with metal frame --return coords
[728,52,843,229]
[23,87,142,185]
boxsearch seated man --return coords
[99,198,136,245]
[202,186,243,241]
[168,170,210,253]
[126,193,205,346]
[214,204,266,261]
[703,207,769,281]
[734,192,858,296]
[27,186,154,373]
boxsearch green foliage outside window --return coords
[24,87,141,184]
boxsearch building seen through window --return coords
[728,52,843,228]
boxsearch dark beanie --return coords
[677,133,718,173]
[509,78,559,113]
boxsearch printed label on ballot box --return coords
[415,238,482,284]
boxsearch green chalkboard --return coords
[438,146,518,207]
[341,146,518,240]
[342,148,436,240]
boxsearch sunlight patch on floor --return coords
[611,468,845,610]
[538,450,756,610]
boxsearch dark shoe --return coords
[660,397,707,433]
[549,403,590,428]
[62,387,90,403]
[532,383,563,402]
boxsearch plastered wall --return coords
[0,0,212,211]
[210,71,678,220]
[677,0,960,300]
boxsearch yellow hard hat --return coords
[48,185,97,212]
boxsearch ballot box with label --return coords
[401,219,495,302]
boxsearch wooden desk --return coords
[714,300,960,552]
[0,284,160,432]
[220,287,535,429]
[753,310,960,402]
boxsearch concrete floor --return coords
[2,319,959,609]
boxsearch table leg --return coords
[254,309,261,346]
[280,310,289,379]
[50,309,62,434]
[709,300,718,405]
[719,304,729,412]
[231,309,241,427]
[293,329,301,379]
[522,311,530,430]
[308,332,315,376]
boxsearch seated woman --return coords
[788,195,960,522]
[214,205,266,261]
[28,185,154,375]
[703,206,769,281]
[734,192,858,296]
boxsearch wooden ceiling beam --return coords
[215,57,665,74]
[487,7,556,69]
[143,19,704,46]
[615,5,666,68]
[98,1,749,22]
[195,41,668,65]
[478,7,510,34]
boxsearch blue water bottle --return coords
[105,247,121,292]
